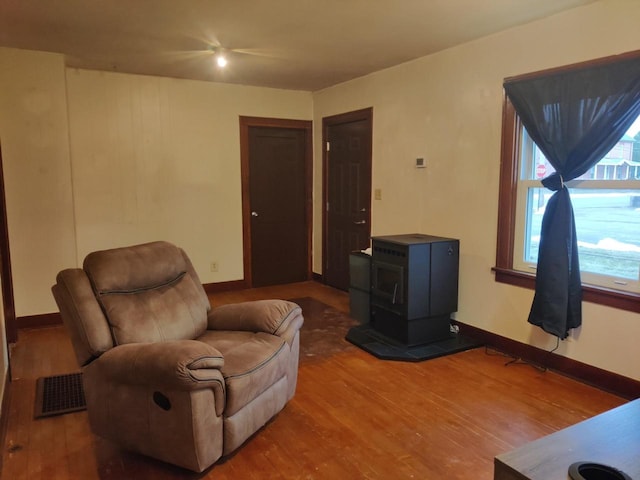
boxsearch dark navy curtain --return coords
[504,56,640,339]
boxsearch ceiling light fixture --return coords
[216,53,227,68]
[208,46,228,68]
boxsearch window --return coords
[514,122,640,293]
[495,55,640,314]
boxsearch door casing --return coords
[0,143,16,346]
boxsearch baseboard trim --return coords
[18,312,61,329]
[454,320,640,400]
[312,272,323,282]
[0,372,11,476]
[203,279,248,294]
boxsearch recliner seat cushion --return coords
[197,331,289,416]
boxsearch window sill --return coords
[492,267,640,314]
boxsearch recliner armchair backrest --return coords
[53,241,211,366]
[83,241,210,345]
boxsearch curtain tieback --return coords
[541,172,565,191]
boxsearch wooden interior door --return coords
[240,117,312,287]
[323,108,373,291]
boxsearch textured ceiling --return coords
[0,0,596,91]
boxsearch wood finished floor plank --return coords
[2,281,626,479]
[63,411,99,480]
[315,359,479,478]
[3,379,31,480]
[293,394,398,478]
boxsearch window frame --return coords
[494,53,640,314]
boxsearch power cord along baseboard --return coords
[485,336,561,373]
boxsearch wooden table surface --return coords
[494,399,640,480]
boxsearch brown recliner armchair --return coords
[51,241,304,472]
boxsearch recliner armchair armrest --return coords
[93,340,225,392]
[207,300,303,340]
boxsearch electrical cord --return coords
[484,336,560,372]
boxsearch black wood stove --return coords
[369,233,459,346]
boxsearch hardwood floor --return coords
[1,281,625,479]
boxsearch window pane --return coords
[521,124,640,181]
[573,188,640,280]
[520,129,555,180]
[585,133,640,180]
[524,188,640,281]
[524,187,544,263]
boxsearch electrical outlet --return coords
[210,261,219,272]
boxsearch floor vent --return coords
[34,372,86,418]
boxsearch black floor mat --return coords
[346,324,483,362]
[34,372,86,418]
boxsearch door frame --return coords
[239,116,313,287]
[0,143,16,346]
[322,107,373,283]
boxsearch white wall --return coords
[312,0,640,380]
[65,69,312,285]
[0,49,311,318]
[0,48,77,317]
[0,47,75,407]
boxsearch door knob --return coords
[251,211,259,217]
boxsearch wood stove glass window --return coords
[372,262,404,305]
